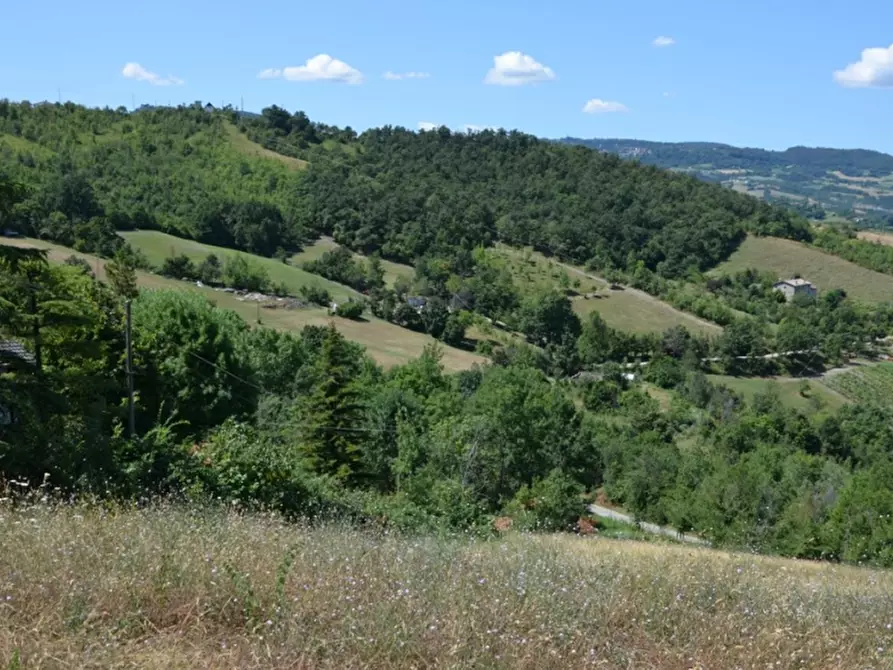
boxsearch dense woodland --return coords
[3,101,893,566]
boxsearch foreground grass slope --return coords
[1,504,890,670]
[0,237,485,372]
[715,235,893,303]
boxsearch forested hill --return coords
[561,137,893,224]
[0,100,808,279]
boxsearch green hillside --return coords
[0,101,304,257]
[714,235,893,303]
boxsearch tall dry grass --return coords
[1,501,891,669]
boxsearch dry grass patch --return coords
[1,503,890,669]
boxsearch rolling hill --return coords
[0,235,485,372]
[561,137,893,224]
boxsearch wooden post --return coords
[125,300,135,438]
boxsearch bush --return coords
[160,253,198,280]
[223,255,270,292]
[335,299,364,320]
[503,469,584,532]
[299,283,331,307]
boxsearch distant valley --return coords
[561,137,893,225]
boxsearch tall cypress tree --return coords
[300,324,365,482]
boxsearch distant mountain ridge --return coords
[561,137,893,223]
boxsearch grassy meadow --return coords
[223,122,308,170]
[1,502,890,669]
[492,245,723,337]
[0,237,485,372]
[715,235,893,304]
[707,374,847,414]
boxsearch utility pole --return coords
[125,300,135,438]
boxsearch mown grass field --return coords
[1,502,890,669]
[121,230,361,303]
[493,245,723,337]
[707,374,847,414]
[714,235,893,304]
[0,237,485,372]
[824,362,893,408]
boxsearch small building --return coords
[406,296,427,313]
[203,103,215,114]
[0,339,36,426]
[773,278,818,301]
[0,339,35,373]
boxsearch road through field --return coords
[588,503,711,546]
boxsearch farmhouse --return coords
[773,278,817,301]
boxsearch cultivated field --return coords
[0,237,485,372]
[493,245,722,337]
[1,503,890,669]
[857,229,893,247]
[715,235,893,304]
[824,362,893,408]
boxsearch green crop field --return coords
[715,235,893,304]
[492,244,723,337]
[0,237,485,372]
[823,363,893,408]
[708,374,847,414]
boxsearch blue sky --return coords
[2,0,892,152]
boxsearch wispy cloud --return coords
[485,51,556,86]
[418,121,439,131]
[652,36,676,48]
[122,62,184,86]
[583,99,629,114]
[834,43,893,88]
[258,55,363,84]
[384,71,431,80]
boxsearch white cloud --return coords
[653,36,676,48]
[418,121,438,131]
[834,43,893,88]
[384,71,431,80]
[122,62,184,86]
[583,99,629,114]
[258,54,363,84]
[484,51,555,86]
